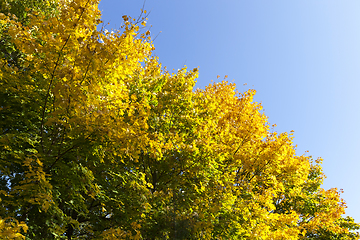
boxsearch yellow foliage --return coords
[0,0,358,239]
[0,218,28,240]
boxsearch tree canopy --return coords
[0,0,359,239]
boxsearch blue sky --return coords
[98,0,360,223]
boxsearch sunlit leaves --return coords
[0,0,359,239]
[0,217,28,240]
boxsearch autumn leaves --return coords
[0,0,359,239]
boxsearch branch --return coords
[45,132,93,172]
[40,0,92,153]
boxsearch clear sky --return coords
[98,0,360,223]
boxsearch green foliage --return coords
[0,0,359,239]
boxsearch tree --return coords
[0,0,359,239]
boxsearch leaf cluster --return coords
[0,0,359,239]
